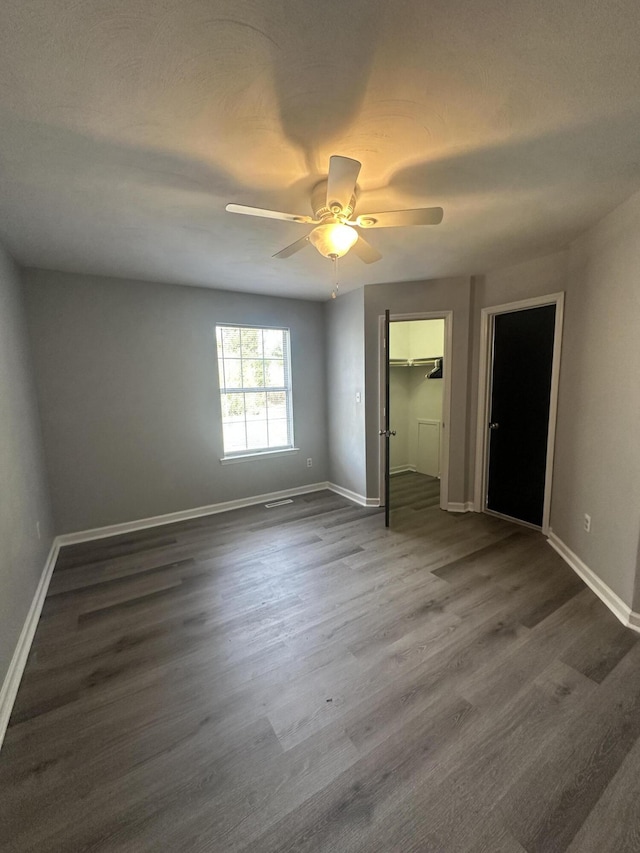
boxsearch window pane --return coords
[223,421,247,452]
[217,325,293,456]
[268,419,289,447]
[263,329,284,358]
[221,359,243,390]
[245,392,267,420]
[220,326,241,356]
[264,359,284,387]
[242,359,265,388]
[220,392,245,422]
[241,328,263,358]
[266,391,286,419]
[246,420,268,449]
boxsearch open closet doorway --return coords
[379,313,452,524]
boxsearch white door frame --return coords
[473,292,565,534]
[378,311,453,510]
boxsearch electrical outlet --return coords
[306,457,313,468]
[584,514,591,533]
[355,391,361,403]
[36,521,41,540]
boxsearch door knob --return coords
[489,422,500,430]
[379,429,397,437]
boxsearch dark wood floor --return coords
[390,470,440,513]
[1,488,640,852]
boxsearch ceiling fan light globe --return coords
[309,223,358,258]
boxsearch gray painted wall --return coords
[325,288,367,496]
[0,247,53,685]
[363,277,472,502]
[24,270,328,533]
[553,194,640,608]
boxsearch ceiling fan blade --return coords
[351,234,382,264]
[226,203,314,224]
[326,156,361,211]
[355,207,444,228]
[272,234,311,259]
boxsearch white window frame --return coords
[216,323,297,463]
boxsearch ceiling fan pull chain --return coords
[331,256,340,299]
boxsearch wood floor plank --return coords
[1,477,639,851]
[559,606,638,683]
[243,695,477,853]
[567,732,640,852]
[373,659,597,853]
[497,641,640,852]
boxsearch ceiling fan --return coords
[225,155,443,264]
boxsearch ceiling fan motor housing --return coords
[311,179,358,222]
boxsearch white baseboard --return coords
[447,501,475,513]
[0,538,60,750]
[327,482,379,507]
[57,482,332,545]
[548,530,640,633]
[389,465,417,475]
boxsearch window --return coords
[216,324,294,457]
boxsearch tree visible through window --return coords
[216,325,294,455]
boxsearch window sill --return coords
[220,448,300,465]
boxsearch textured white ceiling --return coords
[2,0,640,299]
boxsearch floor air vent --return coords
[264,499,294,508]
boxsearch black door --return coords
[382,309,391,527]
[486,304,556,526]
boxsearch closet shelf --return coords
[390,357,442,367]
